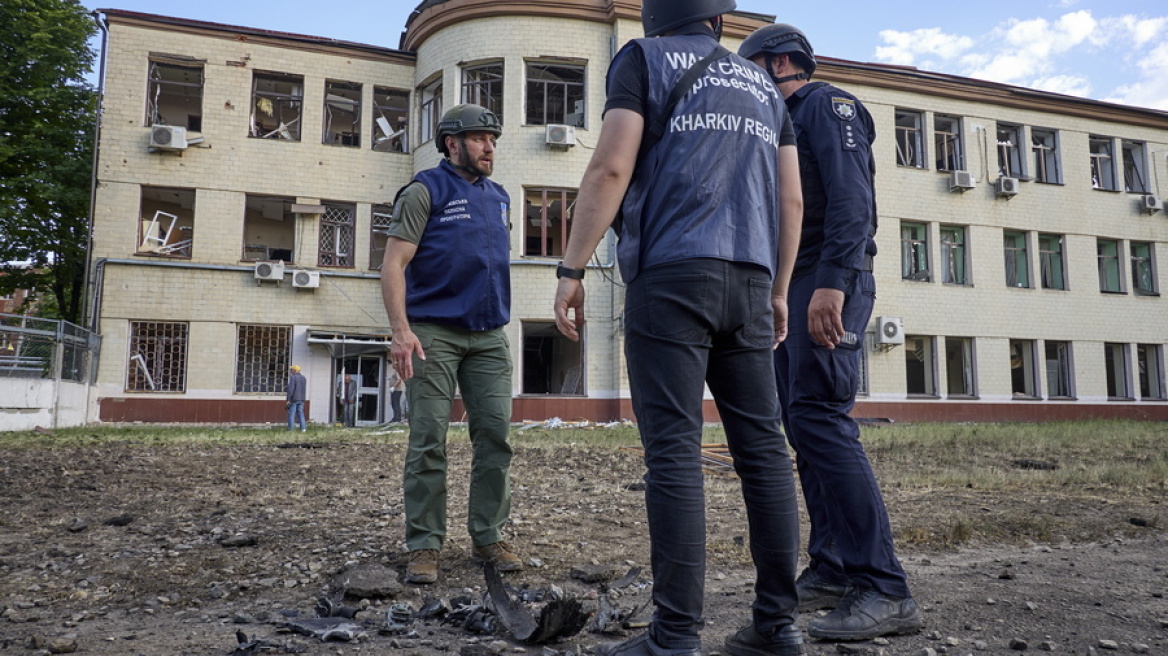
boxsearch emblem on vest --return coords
[500,202,508,225]
[832,97,856,121]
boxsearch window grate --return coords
[127,321,188,392]
[235,325,291,393]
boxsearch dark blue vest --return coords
[405,160,511,331]
[615,35,786,282]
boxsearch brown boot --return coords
[405,549,439,584]
[473,541,523,572]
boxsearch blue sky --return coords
[82,0,1168,110]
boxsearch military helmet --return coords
[737,23,817,76]
[435,103,502,155]
[641,0,737,37]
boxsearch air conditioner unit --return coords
[150,125,188,150]
[995,176,1020,198]
[292,269,320,289]
[545,124,576,147]
[254,260,285,283]
[1140,194,1162,215]
[876,316,904,345]
[949,170,975,192]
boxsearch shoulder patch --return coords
[831,97,857,121]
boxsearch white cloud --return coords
[875,28,974,66]
[1103,15,1168,47]
[1107,41,1168,110]
[1028,74,1092,97]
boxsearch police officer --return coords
[555,2,806,655]
[380,103,522,585]
[739,24,923,641]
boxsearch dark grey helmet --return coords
[737,23,817,76]
[435,103,502,155]
[641,0,737,37]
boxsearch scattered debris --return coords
[607,566,643,590]
[278,617,365,642]
[102,513,135,527]
[230,630,280,655]
[315,594,362,619]
[1012,459,1059,471]
[485,563,590,644]
[384,602,413,634]
[220,534,258,548]
[328,562,402,599]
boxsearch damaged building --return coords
[85,0,1168,426]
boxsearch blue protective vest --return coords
[615,35,786,283]
[404,160,511,331]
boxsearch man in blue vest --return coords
[739,24,923,641]
[554,2,805,655]
[380,103,520,585]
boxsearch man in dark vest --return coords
[380,103,520,585]
[553,2,806,655]
[739,23,923,641]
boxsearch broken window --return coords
[1104,342,1132,399]
[319,203,355,268]
[1038,234,1066,290]
[1121,140,1149,193]
[900,222,930,281]
[933,114,962,171]
[904,335,937,396]
[522,321,584,395]
[323,80,361,147]
[1097,238,1123,293]
[524,188,576,257]
[370,204,393,270]
[1045,340,1074,399]
[1130,241,1156,295]
[137,186,195,258]
[146,56,203,131]
[372,86,409,153]
[242,195,296,263]
[1089,136,1117,190]
[1003,231,1030,288]
[126,320,188,392]
[419,77,442,144]
[250,71,303,140]
[1010,339,1038,398]
[526,62,585,127]
[996,123,1024,178]
[944,337,976,397]
[939,225,967,285]
[235,325,291,393]
[1030,128,1060,184]
[463,61,504,123]
[1137,344,1165,400]
[894,109,924,168]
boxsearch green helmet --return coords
[436,103,502,155]
[641,0,737,37]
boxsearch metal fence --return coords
[0,313,100,382]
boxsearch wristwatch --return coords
[555,263,586,280]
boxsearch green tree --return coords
[0,0,97,324]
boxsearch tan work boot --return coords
[473,541,524,572]
[405,549,439,584]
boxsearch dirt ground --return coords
[1,432,1165,655]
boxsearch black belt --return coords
[859,254,874,272]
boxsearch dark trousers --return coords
[390,390,403,422]
[774,271,910,597]
[625,259,800,649]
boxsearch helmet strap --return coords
[711,16,723,41]
[764,54,810,85]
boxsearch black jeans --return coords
[625,259,800,648]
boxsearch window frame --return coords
[322,79,362,147]
[372,86,410,153]
[939,225,968,285]
[1104,342,1133,400]
[462,61,505,123]
[1097,238,1124,293]
[370,204,393,270]
[520,320,585,395]
[1003,230,1030,289]
[137,186,195,259]
[318,203,356,268]
[525,60,586,127]
[900,222,931,282]
[146,56,204,131]
[1030,127,1061,184]
[523,187,576,258]
[944,336,977,398]
[1137,343,1166,401]
[418,76,443,144]
[1038,233,1067,290]
[996,123,1025,178]
[1044,340,1075,399]
[905,335,938,397]
[1009,339,1040,399]
[933,114,964,172]
[1090,135,1118,190]
[250,71,304,140]
[1130,241,1157,295]
[894,108,925,169]
[1121,140,1150,193]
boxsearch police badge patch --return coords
[832,97,856,121]
[500,202,509,225]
